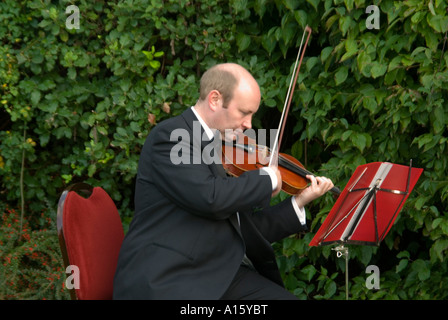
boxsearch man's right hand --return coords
[271,166,282,197]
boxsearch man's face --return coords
[212,80,261,138]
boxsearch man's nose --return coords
[242,116,252,130]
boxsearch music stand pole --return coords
[333,244,349,300]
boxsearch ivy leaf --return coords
[428,1,436,16]
[254,0,267,17]
[87,163,97,177]
[147,60,159,69]
[396,259,408,273]
[432,239,448,262]
[294,10,308,28]
[341,130,352,141]
[281,22,296,47]
[432,217,443,229]
[236,33,251,52]
[370,62,387,78]
[67,67,77,80]
[340,38,358,62]
[306,0,319,11]
[321,46,333,63]
[301,265,317,282]
[427,14,448,33]
[261,33,276,55]
[154,51,164,58]
[357,51,372,74]
[334,66,348,85]
[388,56,402,71]
[31,90,41,105]
[351,132,367,152]
[363,97,378,114]
[412,259,431,281]
[415,133,433,149]
[323,281,337,299]
[325,14,339,31]
[142,50,153,60]
[339,15,352,36]
[306,57,319,72]
[432,105,445,134]
[39,133,50,147]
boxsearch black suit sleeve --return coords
[242,199,308,243]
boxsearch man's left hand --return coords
[293,175,334,208]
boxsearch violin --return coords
[221,132,341,196]
[221,26,340,197]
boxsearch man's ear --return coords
[208,90,222,111]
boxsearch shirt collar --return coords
[191,106,215,141]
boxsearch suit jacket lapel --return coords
[181,108,226,177]
[181,108,241,234]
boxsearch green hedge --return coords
[1,0,447,299]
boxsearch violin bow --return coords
[269,25,312,169]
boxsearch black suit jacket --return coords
[113,108,307,299]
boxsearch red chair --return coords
[57,183,124,300]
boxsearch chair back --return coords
[57,183,124,300]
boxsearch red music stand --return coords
[309,160,423,299]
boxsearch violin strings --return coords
[277,152,314,177]
[226,139,314,179]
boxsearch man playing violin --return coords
[113,63,334,300]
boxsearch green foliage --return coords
[1,0,447,299]
[0,205,69,299]
[261,0,448,299]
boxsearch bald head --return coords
[194,63,261,133]
[199,63,260,108]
